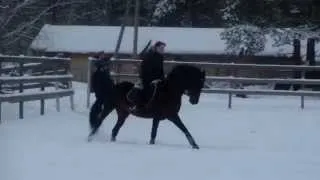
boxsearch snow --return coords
[0,89,72,100]
[152,0,176,22]
[0,54,70,60]
[0,74,73,81]
[220,0,240,25]
[2,81,320,180]
[29,24,320,58]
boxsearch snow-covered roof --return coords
[30,24,319,59]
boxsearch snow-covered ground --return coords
[1,82,320,180]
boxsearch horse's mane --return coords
[166,64,202,80]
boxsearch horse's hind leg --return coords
[88,100,114,141]
[149,118,160,145]
[168,115,199,149]
[111,108,129,142]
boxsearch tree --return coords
[220,0,319,55]
[220,25,267,55]
[0,0,88,54]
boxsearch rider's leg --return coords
[129,80,144,111]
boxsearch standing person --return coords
[129,41,166,111]
[89,52,115,134]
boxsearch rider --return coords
[130,41,166,111]
[140,41,166,88]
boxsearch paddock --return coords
[2,55,320,180]
[1,81,320,180]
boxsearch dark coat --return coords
[139,49,164,88]
[91,60,114,100]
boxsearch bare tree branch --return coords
[0,0,38,30]
[1,0,88,41]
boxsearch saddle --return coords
[127,79,163,111]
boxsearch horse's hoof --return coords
[87,135,93,142]
[192,145,200,149]
[149,139,155,145]
[110,137,116,142]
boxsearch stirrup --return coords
[129,105,136,111]
[129,105,141,112]
[151,79,161,85]
[129,104,145,112]
[134,80,143,89]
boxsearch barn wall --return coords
[70,54,90,82]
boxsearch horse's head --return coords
[184,69,206,104]
[166,65,206,105]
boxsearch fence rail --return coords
[109,72,320,108]
[110,72,320,85]
[202,88,320,109]
[0,55,71,63]
[0,55,74,123]
[111,58,320,70]
[0,74,73,84]
[87,58,320,109]
[0,89,74,102]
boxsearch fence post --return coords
[0,61,2,123]
[53,66,60,112]
[19,62,24,119]
[68,74,74,111]
[292,39,302,91]
[69,82,75,111]
[87,57,93,108]
[228,93,232,109]
[300,69,305,109]
[64,59,74,111]
[227,63,236,109]
[40,68,45,115]
[55,82,60,112]
[115,61,120,84]
[0,102,2,124]
[307,38,315,66]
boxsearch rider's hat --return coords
[154,41,166,47]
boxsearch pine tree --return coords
[220,25,267,55]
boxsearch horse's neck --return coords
[165,79,185,97]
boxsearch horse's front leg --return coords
[168,114,199,149]
[149,118,160,145]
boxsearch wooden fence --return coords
[86,58,320,109]
[0,55,74,122]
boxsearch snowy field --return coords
[1,82,320,180]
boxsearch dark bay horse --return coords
[88,64,206,149]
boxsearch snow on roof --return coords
[29,24,319,59]
[29,24,227,54]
